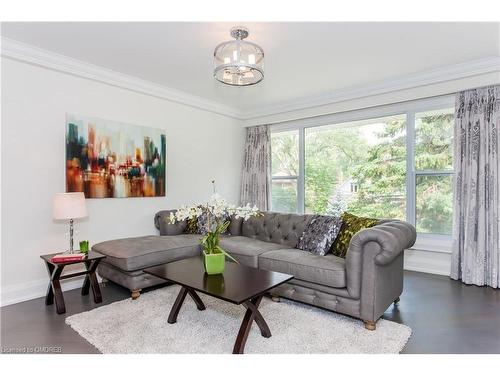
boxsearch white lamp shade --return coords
[53,192,88,220]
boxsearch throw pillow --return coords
[297,215,343,256]
[197,211,230,235]
[331,212,378,258]
[197,211,209,234]
[185,217,198,234]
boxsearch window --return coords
[305,115,406,220]
[413,109,454,234]
[271,130,299,213]
[270,97,455,238]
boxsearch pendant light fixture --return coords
[213,26,264,86]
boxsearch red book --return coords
[51,253,86,263]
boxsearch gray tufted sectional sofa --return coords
[93,211,416,330]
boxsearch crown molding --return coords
[240,57,500,120]
[2,37,499,122]
[1,37,242,119]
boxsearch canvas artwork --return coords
[66,114,166,198]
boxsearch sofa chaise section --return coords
[93,233,202,299]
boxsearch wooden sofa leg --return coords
[270,295,281,302]
[364,320,376,331]
[131,289,141,300]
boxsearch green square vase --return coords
[79,240,89,254]
[203,251,225,275]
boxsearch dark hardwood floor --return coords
[1,271,499,354]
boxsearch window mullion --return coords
[415,170,453,176]
[271,176,299,180]
[406,111,416,226]
[297,127,305,214]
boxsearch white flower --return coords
[171,190,261,227]
[175,205,191,221]
[226,204,236,215]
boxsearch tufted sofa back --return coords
[241,212,314,248]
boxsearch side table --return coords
[40,252,106,314]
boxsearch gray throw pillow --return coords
[197,211,230,235]
[197,211,209,234]
[297,215,343,256]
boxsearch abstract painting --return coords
[66,114,166,198]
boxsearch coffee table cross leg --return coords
[168,287,188,323]
[168,287,206,324]
[187,289,206,311]
[233,295,271,354]
[242,300,271,338]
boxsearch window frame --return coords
[270,95,455,253]
[270,129,301,213]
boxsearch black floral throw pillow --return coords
[297,215,343,256]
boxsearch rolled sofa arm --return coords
[349,220,416,266]
[345,220,416,300]
[154,210,187,235]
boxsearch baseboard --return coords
[404,249,451,276]
[1,275,90,307]
[404,264,450,276]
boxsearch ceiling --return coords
[2,22,499,114]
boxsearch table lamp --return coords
[53,192,88,254]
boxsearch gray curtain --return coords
[451,85,500,288]
[240,125,271,210]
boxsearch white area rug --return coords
[66,285,411,354]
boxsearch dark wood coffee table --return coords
[144,256,293,354]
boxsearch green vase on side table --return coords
[79,240,89,254]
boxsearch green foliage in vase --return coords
[200,221,238,263]
[169,182,261,262]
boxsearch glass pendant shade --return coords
[214,27,264,86]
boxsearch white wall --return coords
[1,58,245,305]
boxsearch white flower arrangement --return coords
[167,181,261,262]
[168,181,260,233]
[169,193,260,229]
